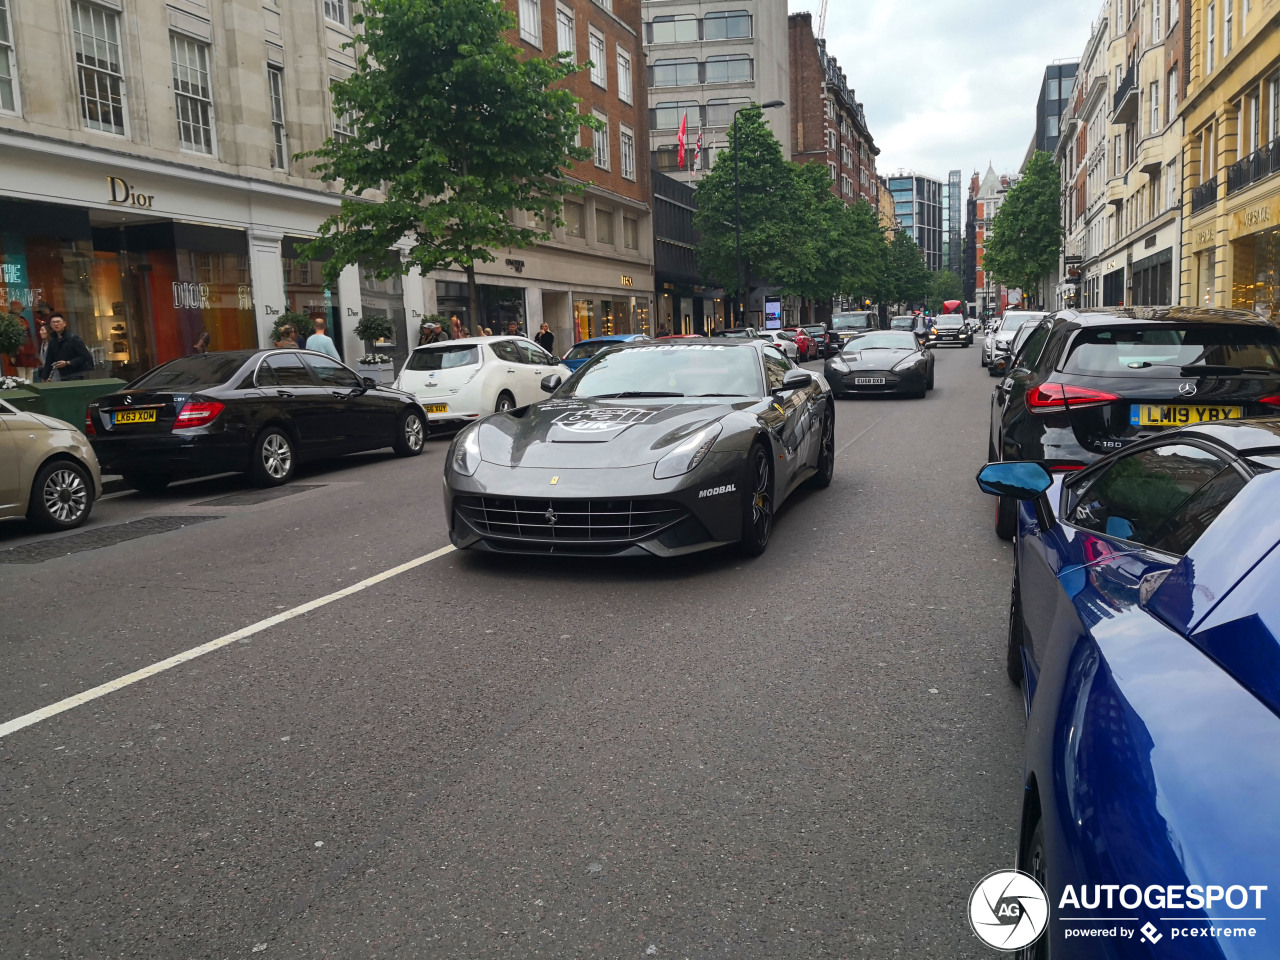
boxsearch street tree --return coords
[838,199,888,306]
[983,151,1062,305]
[694,109,803,320]
[879,231,930,308]
[926,270,964,314]
[300,0,596,330]
[778,162,851,306]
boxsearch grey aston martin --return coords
[443,339,834,558]
[823,330,935,398]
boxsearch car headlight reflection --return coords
[453,427,483,477]
[654,423,722,480]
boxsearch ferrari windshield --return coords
[843,332,918,352]
[563,345,765,399]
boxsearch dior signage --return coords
[107,176,155,209]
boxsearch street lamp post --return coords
[732,100,785,328]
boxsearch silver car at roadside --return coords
[0,398,103,530]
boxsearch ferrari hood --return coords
[475,397,737,469]
[839,348,918,370]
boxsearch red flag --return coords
[677,113,688,169]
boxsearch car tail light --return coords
[83,410,96,436]
[1259,395,1280,407]
[174,400,225,428]
[1027,383,1121,413]
[1082,534,1118,565]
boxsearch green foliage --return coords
[983,152,1063,301]
[879,232,930,306]
[271,312,314,341]
[0,313,25,359]
[926,271,964,314]
[355,313,395,345]
[839,199,888,304]
[298,0,597,296]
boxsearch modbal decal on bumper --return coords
[698,484,737,499]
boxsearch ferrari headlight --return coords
[654,423,722,480]
[452,427,483,477]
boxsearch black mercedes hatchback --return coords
[86,350,428,491]
[988,307,1280,539]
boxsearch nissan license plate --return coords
[424,404,449,414]
[1131,404,1243,426]
[113,409,157,424]
[854,377,886,386]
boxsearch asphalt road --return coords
[0,343,1023,959]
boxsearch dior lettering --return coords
[107,176,154,209]
[172,282,212,310]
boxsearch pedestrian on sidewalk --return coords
[305,318,341,359]
[274,325,301,349]
[420,322,445,345]
[41,313,95,381]
[450,315,465,340]
[535,322,555,355]
[32,322,50,381]
[192,331,211,354]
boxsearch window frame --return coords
[71,0,127,137]
[650,57,698,88]
[704,53,753,85]
[323,0,349,27]
[619,124,636,181]
[592,109,609,169]
[588,28,606,88]
[647,14,698,44]
[616,47,632,104]
[519,0,542,48]
[702,9,752,41]
[0,0,19,115]
[555,4,575,56]
[170,32,215,155]
[268,64,287,171]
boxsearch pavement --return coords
[0,343,1022,959]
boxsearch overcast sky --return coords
[795,0,1097,183]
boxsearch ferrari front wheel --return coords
[738,443,774,557]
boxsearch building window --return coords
[268,66,287,170]
[1207,1,1216,73]
[1171,0,1180,25]
[651,101,698,130]
[1115,135,1123,175]
[332,103,354,142]
[596,205,614,245]
[652,146,683,172]
[588,29,606,87]
[617,48,632,103]
[324,0,348,26]
[1047,115,1058,138]
[827,129,837,151]
[564,200,583,238]
[171,33,214,154]
[71,0,125,135]
[620,125,635,180]
[703,9,751,40]
[1224,0,1233,54]
[1270,74,1280,142]
[650,58,697,88]
[592,110,609,169]
[647,15,697,44]
[704,54,752,84]
[1168,67,1179,119]
[828,162,837,181]
[1153,0,1161,37]
[704,97,750,127]
[1047,78,1059,100]
[555,6,574,56]
[0,0,16,113]
[1167,158,1178,209]
[519,0,541,47]
[623,216,638,250]
[1150,80,1160,131]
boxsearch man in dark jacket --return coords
[41,313,95,381]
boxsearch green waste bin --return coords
[32,379,127,430]
[0,386,46,415]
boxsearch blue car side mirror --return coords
[976,461,1053,500]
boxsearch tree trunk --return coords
[465,262,481,337]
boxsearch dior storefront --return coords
[0,132,427,377]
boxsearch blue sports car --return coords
[561,334,649,372]
[977,418,1280,959]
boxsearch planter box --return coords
[0,386,45,415]
[357,363,396,385]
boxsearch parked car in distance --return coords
[711,327,760,340]
[757,331,800,361]
[976,425,1280,958]
[987,306,1280,539]
[782,326,819,361]
[394,336,571,426]
[984,310,1048,370]
[0,398,102,530]
[88,350,428,491]
[562,334,649,373]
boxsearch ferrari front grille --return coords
[455,497,687,544]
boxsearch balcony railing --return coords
[1226,138,1280,195]
[1191,177,1219,215]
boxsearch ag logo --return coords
[1179,381,1199,398]
[968,870,1049,951]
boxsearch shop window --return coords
[171,33,215,154]
[1232,227,1280,319]
[359,255,405,351]
[283,235,343,356]
[0,0,18,113]
[71,0,125,135]
[268,66,287,170]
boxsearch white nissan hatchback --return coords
[392,337,572,427]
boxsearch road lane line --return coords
[0,544,457,740]
[836,416,884,458]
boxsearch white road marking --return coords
[836,416,883,458]
[0,544,457,740]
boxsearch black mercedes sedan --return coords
[86,350,429,491]
[823,330,935,398]
[444,339,834,558]
[988,306,1280,539]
